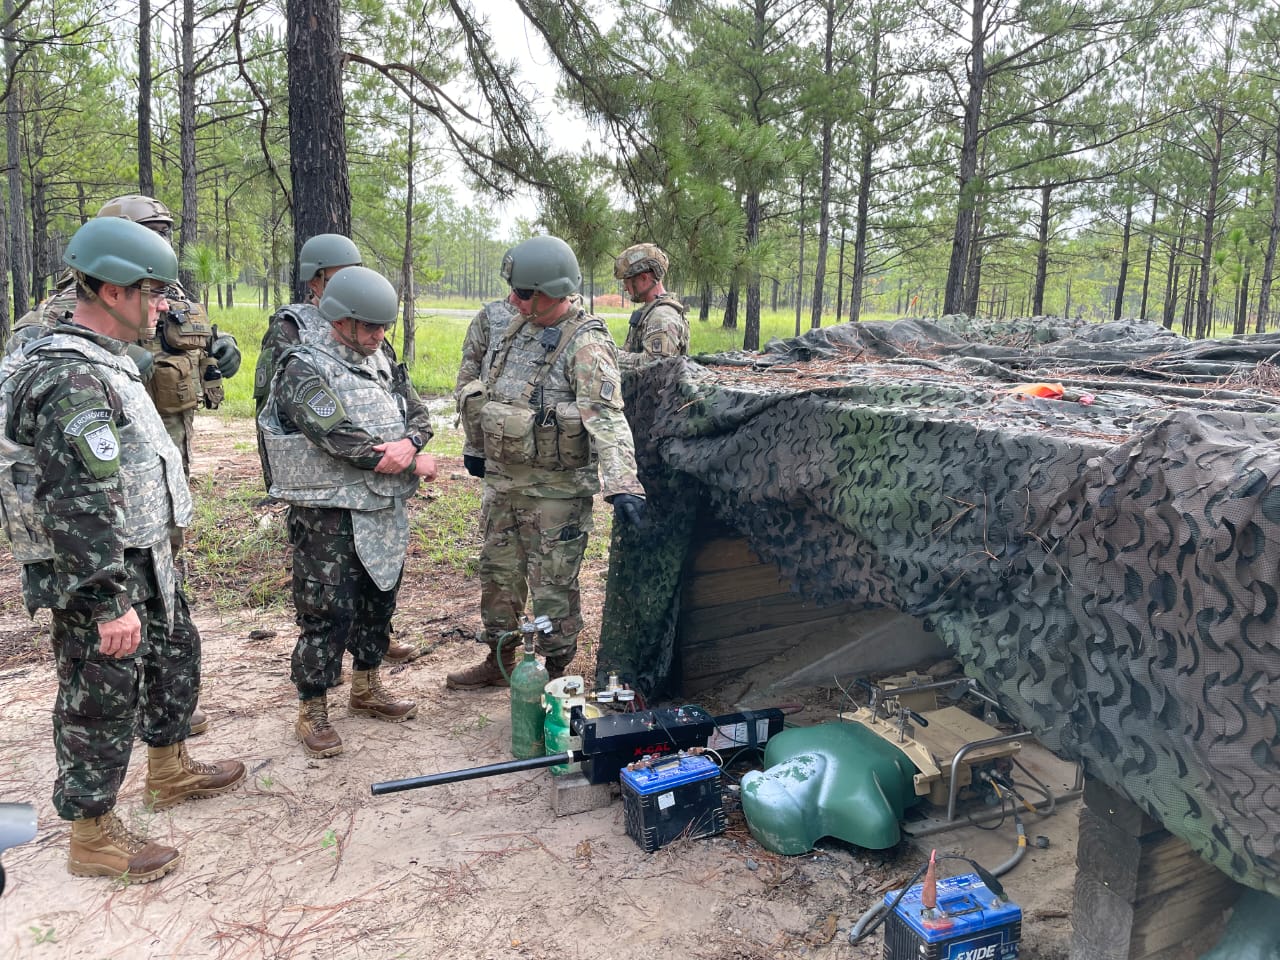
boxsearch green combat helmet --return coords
[500,236,581,299]
[299,234,362,282]
[318,266,399,325]
[64,217,179,287]
[613,242,669,281]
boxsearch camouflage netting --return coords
[599,316,1280,897]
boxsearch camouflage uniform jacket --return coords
[619,293,689,371]
[13,275,217,414]
[0,324,191,623]
[253,302,326,414]
[455,300,517,458]
[484,306,643,500]
[260,335,432,589]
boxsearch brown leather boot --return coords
[67,811,181,882]
[383,638,419,663]
[145,742,246,810]
[188,705,209,736]
[445,644,519,690]
[349,668,417,721]
[296,696,343,757]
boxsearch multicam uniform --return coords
[618,293,689,370]
[454,300,517,459]
[0,325,193,819]
[464,304,643,669]
[259,336,432,695]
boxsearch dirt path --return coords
[0,413,1080,959]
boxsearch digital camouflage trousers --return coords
[478,490,593,663]
[288,507,399,698]
[50,582,199,821]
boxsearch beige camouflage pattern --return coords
[455,301,517,458]
[482,306,643,499]
[263,338,426,591]
[619,294,689,371]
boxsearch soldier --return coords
[0,218,244,882]
[12,195,241,738]
[253,234,418,664]
[455,298,517,479]
[612,243,689,369]
[258,266,436,758]
[447,236,648,690]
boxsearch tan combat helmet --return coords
[613,243,669,281]
[97,195,175,237]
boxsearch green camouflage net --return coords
[600,317,1280,897]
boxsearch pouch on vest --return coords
[200,356,225,410]
[481,401,536,465]
[150,352,200,414]
[0,449,53,563]
[554,402,590,468]
[532,408,559,469]
[458,378,487,452]
[158,303,213,352]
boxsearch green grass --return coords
[410,484,483,573]
[184,473,291,612]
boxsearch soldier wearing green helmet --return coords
[612,242,689,369]
[447,235,647,690]
[0,217,244,885]
[258,266,436,758]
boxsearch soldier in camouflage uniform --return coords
[0,218,244,883]
[253,234,418,664]
[455,298,517,478]
[612,243,689,370]
[11,195,242,738]
[259,266,436,758]
[447,236,648,689]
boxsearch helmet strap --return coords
[75,275,152,340]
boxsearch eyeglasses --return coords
[130,283,168,302]
[511,287,536,301]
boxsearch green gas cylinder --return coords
[509,631,550,760]
[543,677,587,775]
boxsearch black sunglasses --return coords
[511,287,536,301]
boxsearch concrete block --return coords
[549,772,616,817]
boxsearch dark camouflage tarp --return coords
[600,316,1280,897]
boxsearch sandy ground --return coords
[0,415,1084,959]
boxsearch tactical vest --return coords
[479,310,604,470]
[457,301,517,452]
[0,334,192,620]
[253,303,326,404]
[258,341,418,590]
[624,293,689,355]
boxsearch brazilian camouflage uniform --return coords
[13,277,223,473]
[618,293,689,371]
[477,304,643,667]
[0,324,193,820]
[253,300,326,488]
[260,334,432,696]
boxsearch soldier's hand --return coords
[97,607,142,658]
[463,455,486,478]
[210,330,241,378]
[611,493,647,529]
[413,452,438,480]
[124,343,155,383]
[373,438,417,474]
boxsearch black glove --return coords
[463,455,486,478]
[124,343,155,383]
[210,328,241,379]
[612,493,646,528]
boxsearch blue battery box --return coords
[620,753,725,852]
[881,872,1021,960]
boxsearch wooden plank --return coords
[688,537,765,574]
[1129,875,1236,958]
[1082,778,1162,839]
[680,593,857,645]
[1075,805,1142,901]
[1069,872,1135,960]
[680,612,855,686]
[682,563,794,609]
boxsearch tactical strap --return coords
[485,309,605,410]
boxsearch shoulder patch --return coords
[600,380,616,402]
[306,386,340,420]
[60,406,120,479]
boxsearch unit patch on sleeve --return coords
[303,384,346,429]
[61,406,121,479]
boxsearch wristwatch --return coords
[407,433,425,451]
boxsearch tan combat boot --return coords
[445,644,519,690]
[383,638,419,664]
[145,742,246,809]
[296,696,343,758]
[188,704,210,736]
[67,811,181,882]
[349,668,417,721]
